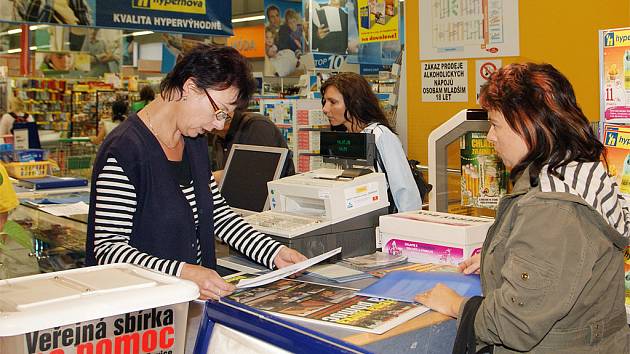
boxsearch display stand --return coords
[194,298,370,354]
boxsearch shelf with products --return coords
[260,98,332,173]
[12,78,72,136]
[70,89,97,138]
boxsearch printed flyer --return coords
[357,0,399,43]
[602,123,630,196]
[600,28,630,121]
[226,278,427,334]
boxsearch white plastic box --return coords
[379,210,493,265]
[0,263,199,354]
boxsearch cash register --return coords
[243,131,390,259]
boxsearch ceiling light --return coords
[130,30,154,37]
[7,48,21,53]
[232,15,265,23]
[29,46,37,50]
[29,25,49,30]
[7,29,22,35]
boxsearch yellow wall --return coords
[406,0,630,164]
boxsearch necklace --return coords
[145,110,182,150]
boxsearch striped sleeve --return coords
[210,175,283,269]
[93,157,184,276]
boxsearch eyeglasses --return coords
[202,89,231,123]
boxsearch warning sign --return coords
[421,60,468,102]
[475,59,502,103]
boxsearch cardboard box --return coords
[0,264,198,354]
[379,210,493,265]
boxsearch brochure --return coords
[226,278,427,334]
[236,247,341,289]
[356,271,482,303]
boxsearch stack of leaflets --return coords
[340,251,407,271]
[370,262,458,278]
[225,278,427,334]
[305,263,373,283]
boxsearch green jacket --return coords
[469,164,630,353]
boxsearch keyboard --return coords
[245,212,321,235]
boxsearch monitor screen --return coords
[320,131,374,161]
[220,144,288,213]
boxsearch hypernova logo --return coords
[133,0,206,15]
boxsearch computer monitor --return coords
[320,131,375,166]
[13,122,41,149]
[219,144,288,214]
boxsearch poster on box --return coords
[7,305,181,354]
[357,0,399,44]
[600,28,630,122]
[264,0,305,77]
[460,131,507,209]
[419,0,519,60]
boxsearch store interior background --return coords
[0,1,629,165]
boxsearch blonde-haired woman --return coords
[0,96,32,136]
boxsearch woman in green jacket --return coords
[416,63,630,353]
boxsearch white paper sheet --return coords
[236,247,341,289]
[39,201,90,216]
[323,7,342,32]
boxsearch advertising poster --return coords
[419,0,519,60]
[264,0,305,77]
[421,60,468,102]
[308,0,350,54]
[161,33,213,73]
[35,52,91,73]
[227,24,265,58]
[600,28,630,122]
[602,123,630,195]
[0,0,232,36]
[357,0,399,44]
[460,131,507,210]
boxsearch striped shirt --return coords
[539,161,630,238]
[93,157,284,276]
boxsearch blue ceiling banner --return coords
[96,0,232,36]
[0,0,232,36]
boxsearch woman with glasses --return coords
[86,44,307,300]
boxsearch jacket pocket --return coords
[506,255,555,290]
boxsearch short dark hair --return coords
[320,72,394,133]
[112,100,128,122]
[159,44,255,110]
[139,85,155,103]
[266,5,279,17]
[479,63,603,183]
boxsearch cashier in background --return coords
[209,109,296,183]
[0,164,18,230]
[321,72,421,212]
[415,63,630,353]
[85,44,307,300]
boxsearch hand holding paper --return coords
[237,247,341,289]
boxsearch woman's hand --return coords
[458,253,481,274]
[415,283,465,318]
[317,26,330,39]
[180,263,236,300]
[273,246,307,269]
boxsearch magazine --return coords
[225,278,428,334]
[369,262,458,278]
[340,251,407,271]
